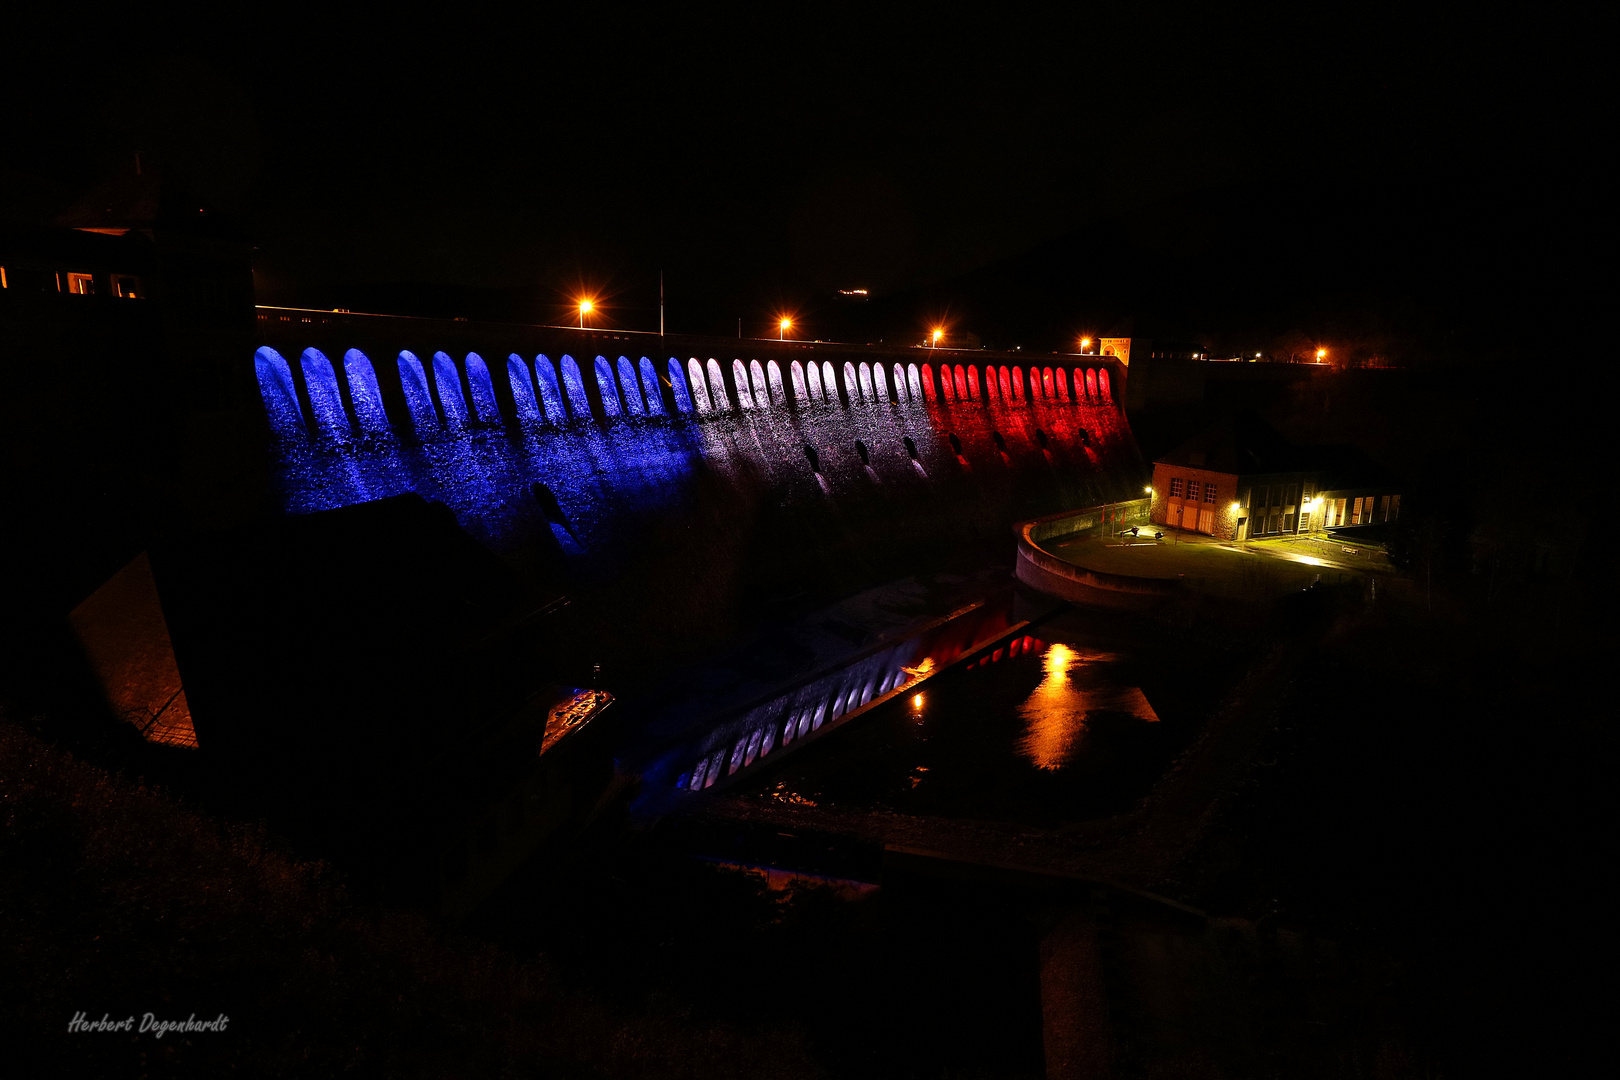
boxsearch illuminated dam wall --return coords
[251,312,1147,605]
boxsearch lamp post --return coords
[780,317,792,341]
[931,328,943,349]
[578,300,593,329]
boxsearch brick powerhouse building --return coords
[1148,416,1397,541]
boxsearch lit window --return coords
[1203,484,1216,503]
[1169,478,1183,498]
[0,266,7,289]
[66,272,94,295]
[111,274,144,299]
[1187,480,1201,501]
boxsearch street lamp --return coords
[931,328,944,348]
[1315,348,1326,363]
[779,317,792,341]
[578,299,594,329]
[1081,337,1092,353]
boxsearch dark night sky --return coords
[1,9,1592,353]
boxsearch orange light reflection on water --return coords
[1017,642,1158,770]
[1019,643,1084,770]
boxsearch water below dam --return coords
[744,621,1173,828]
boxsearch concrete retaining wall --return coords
[1015,499,1190,612]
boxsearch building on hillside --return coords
[1,153,255,408]
[1096,338,1210,366]
[1148,415,1400,541]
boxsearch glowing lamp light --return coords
[779,317,792,340]
[1316,348,1327,361]
[577,299,594,329]
[1081,337,1092,351]
[1231,501,1241,512]
[931,328,944,346]
[912,693,924,709]
[1145,486,1153,494]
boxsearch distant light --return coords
[1081,337,1091,351]
[579,300,593,313]
[1255,352,1262,358]
[780,318,792,329]
[932,328,944,342]
[1145,486,1153,494]
[1316,348,1326,361]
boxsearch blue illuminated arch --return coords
[559,356,591,420]
[301,348,349,436]
[432,351,468,423]
[668,358,693,413]
[592,357,621,418]
[534,356,568,423]
[254,347,304,440]
[639,358,664,414]
[342,349,389,434]
[507,355,541,421]
[396,351,435,429]
[617,356,644,415]
[465,353,500,423]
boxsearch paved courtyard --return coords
[1042,528,1389,600]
